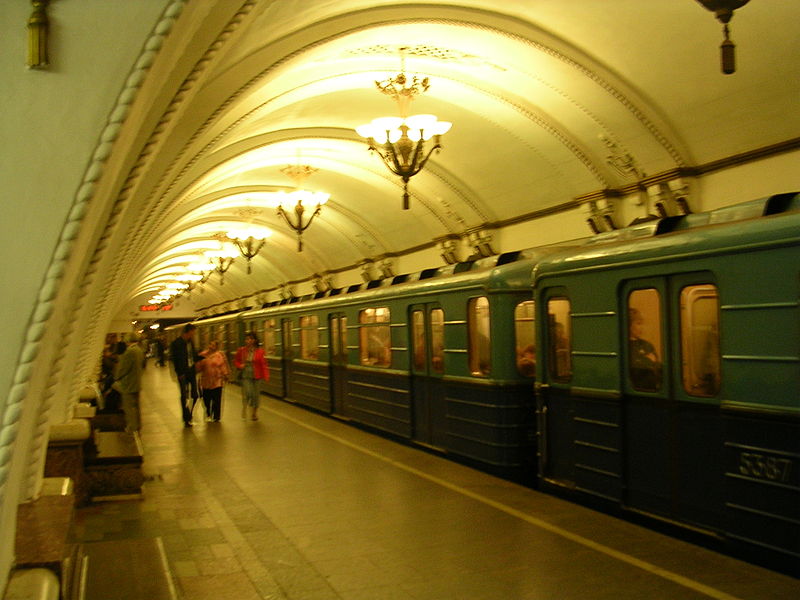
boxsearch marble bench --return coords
[84,431,144,500]
[10,484,84,600]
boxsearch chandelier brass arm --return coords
[229,236,266,274]
[276,198,325,252]
[204,245,238,285]
[363,125,445,209]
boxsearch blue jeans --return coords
[178,374,198,423]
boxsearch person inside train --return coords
[170,323,203,427]
[552,321,571,378]
[628,308,662,391]
[516,344,536,377]
[234,331,269,421]
[197,339,230,422]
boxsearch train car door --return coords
[409,304,446,449]
[622,280,671,515]
[329,313,348,417]
[622,274,723,528]
[538,290,576,487]
[222,323,231,364]
[281,317,294,399]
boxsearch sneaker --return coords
[183,421,193,428]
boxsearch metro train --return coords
[166,192,800,572]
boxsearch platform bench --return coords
[84,431,144,500]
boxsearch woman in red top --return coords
[197,339,230,422]
[234,331,269,420]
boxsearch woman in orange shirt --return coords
[197,339,230,422]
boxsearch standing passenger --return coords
[170,323,202,427]
[155,336,166,366]
[114,332,145,433]
[628,308,661,391]
[234,332,269,421]
[197,339,230,422]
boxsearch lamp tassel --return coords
[720,24,736,74]
[402,183,410,210]
[27,0,50,69]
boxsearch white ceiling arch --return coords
[109,0,799,317]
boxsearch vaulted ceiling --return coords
[121,0,799,316]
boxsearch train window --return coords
[515,300,536,377]
[547,298,572,381]
[627,289,663,391]
[680,284,721,397]
[359,307,391,367]
[430,309,445,374]
[198,326,208,350]
[468,297,491,376]
[300,315,319,360]
[330,315,347,360]
[330,317,340,357]
[263,319,277,356]
[411,310,426,371]
[282,319,293,359]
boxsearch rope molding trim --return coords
[0,0,188,504]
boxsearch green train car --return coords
[533,192,799,569]
[177,192,797,572]
[233,248,568,481]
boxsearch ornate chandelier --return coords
[271,164,329,252]
[356,48,451,209]
[186,258,215,286]
[226,207,272,274]
[204,237,239,284]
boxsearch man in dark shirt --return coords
[170,323,201,427]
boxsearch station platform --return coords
[70,366,799,600]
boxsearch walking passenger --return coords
[234,331,269,421]
[114,332,145,432]
[197,339,230,422]
[170,323,202,427]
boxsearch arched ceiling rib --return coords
[111,1,799,316]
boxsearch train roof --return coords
[533,192,800,279]
[241,246,570,318]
